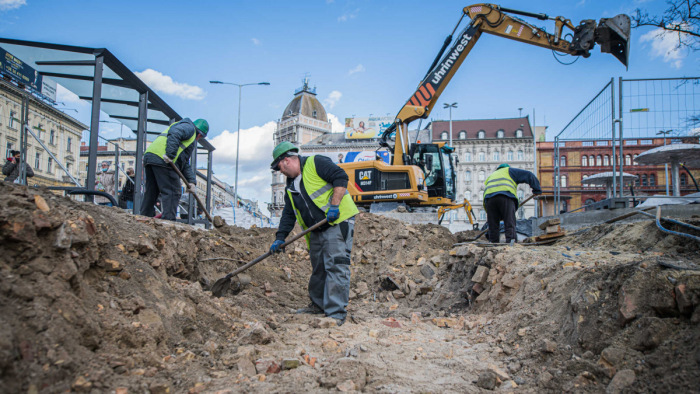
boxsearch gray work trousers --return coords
[308,218,354,320]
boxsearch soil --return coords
[0,181,698,393]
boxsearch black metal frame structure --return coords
[0,38,216,227]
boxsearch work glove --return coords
[270,240,285,254]
[162,156,173,165]
[187,183,196,193]
[326,204,340,223]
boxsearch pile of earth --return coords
[0,181,698,393]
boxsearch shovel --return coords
[167,161,224,228]
[468,194,536,242]
[210,219,328,297]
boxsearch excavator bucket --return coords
[595,14,631,68]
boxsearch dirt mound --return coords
[1,182,699,393]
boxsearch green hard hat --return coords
[497,163,510,169]
[271,141,299,170]
[193,119,209,137]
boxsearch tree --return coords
[632,0,700,50]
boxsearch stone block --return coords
[471,266,489,284]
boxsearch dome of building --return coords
[281,78,328,122]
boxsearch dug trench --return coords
[0,182,698,393]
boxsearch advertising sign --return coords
[317,150,390,165]
[344,116,393,139]
[0,46,57,102]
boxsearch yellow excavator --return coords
[340,3,630,226]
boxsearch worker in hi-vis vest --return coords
[269,142,359,326]
[483,164,541,244]
[140,118,209,220]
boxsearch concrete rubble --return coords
[0,182,698,392]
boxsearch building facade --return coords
[79,137,139,193]
[537,136,700,214]
[269,79,332,216]
[431,117,537,225]
[1,79,86,186]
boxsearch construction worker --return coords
[483,164,541,244]
[140,118,208,220]
[269,142,359,326]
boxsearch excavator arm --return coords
[381,3,631,165]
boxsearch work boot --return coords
[295,303,324,315]
[335,316,346,327]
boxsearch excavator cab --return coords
[410,144,456,201]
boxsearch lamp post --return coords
[443,102,457,148]
[657,129,672,196]
[99,120,126,200]
[210,81,270,211]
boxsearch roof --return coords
[281,79,327,122]
[432,117,533,140]
[300,128,432,150]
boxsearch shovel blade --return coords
[211,277,232,297]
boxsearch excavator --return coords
[340,3,630,226]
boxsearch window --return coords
[560,156,566,167]
[441,131,448,140]
[589,155,594,165]
[634,176,640,187]
[47,157,53,174]
[582,141,594,147]
[129,160,134,166]
[507,151,514,161]
[67,137,72,152]
[458,130,466,139]
[312,110,317,118]
[625,140,638,145]
[5,142,13,158]
[596,155,602,166]
[517,150,523,160]
[640,140,653,145]
[649,174,656,186]
[465,190,471,201]
[497,130,504,138]
[625,155,631,166]
[477,130,485,139]
[464,152,471,162]
[681,174,687,186]
[478,151,485,161]
[561,200,568,213]
[595,141,608,146]
[633,154,639,165]
[561,175,567,188]
[493,151,500,161]
[50,130,55,145]
[478,170,485,182]
[465,171,471,182]
[9,110,16,129]
[581,156,588,166]
[35,153,41,169]
[515,129,523,138]
[604,155,610,166]
[641,174,648,186]
[479,210,486,220]
[582,174,588,188]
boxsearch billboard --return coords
[317,150,391,165]
[0,46,56,102]
[344,116,393,139]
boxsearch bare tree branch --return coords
[632,0,700,50]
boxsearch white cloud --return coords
[348,64,365,75]
[323,90,342,109]
[338,8,359,22]
[0,0,26,11]
[251,38,260,45]
[327,113,345,133]
[209,121,277,167]
[639,25,692,69]
[134,69,206,100]
[56,84,86,105]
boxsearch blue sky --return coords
[1,0,698,212]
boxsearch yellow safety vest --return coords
[145,121,196,162]
[286,156,359,246]
[483,167,517,206]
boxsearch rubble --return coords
[0,183,698,392]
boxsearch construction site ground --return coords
[1,182,699,393]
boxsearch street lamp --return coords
[210,81,270,210]
[443,102,457,148]
[657,129,672,195]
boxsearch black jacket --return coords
[121,176,135,201]
[3,159,34,182]
[143,118,197,184]
[275,155,349,241]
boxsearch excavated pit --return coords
[0,182,698,393]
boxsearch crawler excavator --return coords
[339,3,630,226]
